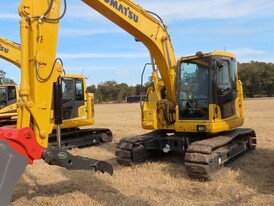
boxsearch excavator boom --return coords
[83,0,177,100]
[0,36,21,68]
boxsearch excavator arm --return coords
[17,0,62,141]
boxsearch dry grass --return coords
[11,99,274,206]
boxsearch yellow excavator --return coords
[0,75,113,148]
[48,73,113,148]
[0,35,112,148]
[0,84,18,125]
[0,1,114,204]
[0,37,20,125]
[0,0,256,205]
[82,0,256,178]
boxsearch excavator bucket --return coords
[0,127,46,205]
[0,126,113,205]
[0,140,28,205]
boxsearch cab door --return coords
[215,58,237,118]
[62,78,85,120]
[0,86,16,110]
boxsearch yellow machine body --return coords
[83,0,244,134]
[83,0,256,180]
[58,74,95,129]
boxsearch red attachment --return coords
[0,127,45,164]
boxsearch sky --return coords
[0,0,273,86]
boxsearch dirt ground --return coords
[11,98,274,206]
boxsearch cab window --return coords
[8,86,16,101]
[62,80,73,103]
[75,79,84,101]
[217,60,231,95]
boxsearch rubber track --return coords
[0,119,17,127]
[116,128,256,181]
[115,131,162,165]
[184,128,256,180]
[0,122,113,149]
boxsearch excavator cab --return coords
[175,51,243,133]
[0,85,17,110]
[0,84,18,122]
[61,75,92,122]
[178,57,209,120]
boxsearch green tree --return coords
[86,84,96,93]
[0,70,7,84]
[128,85,136,96]
[261,62,274,96]
[97,80,119,102]
[116,83,129,102]
[135,84,147,95]
[238,61,274,97]
[0,70,16,84]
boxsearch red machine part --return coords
[0,127,45,163]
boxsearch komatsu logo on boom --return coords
[104,0,139,23]
[0,44,9,53]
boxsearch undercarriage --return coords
[115,128,256,180]
[1,123,113,149]
[49,127,113,149]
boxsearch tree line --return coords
[238,61,274,97]
[86,80,149,103]
[88,61,274,102]
[1,61,274,102]
[0,70,16,84]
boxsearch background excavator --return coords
[0,35,112,148]
[0,37,20,125]
[0,1,114,205]
[83,0,256,179]
[0,84,18,125]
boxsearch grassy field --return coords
[11,98,274,206]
